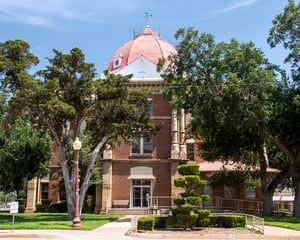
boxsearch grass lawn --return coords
[0,212,124,230]
[264,216,300,231]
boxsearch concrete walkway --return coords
[1,215,300,240]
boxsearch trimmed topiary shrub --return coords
[177,213,198,229]
[171,163,210,229]
[196,209,211,227]
[166,215,180,228]
[173,198,185,207]
[180,203,196,212]
[209,215,245,228]
[137,216,155,231]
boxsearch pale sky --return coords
[0,0,294,76]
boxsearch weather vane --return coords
[144,12,152,26]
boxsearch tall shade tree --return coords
[13,47,158,219]
[0,118,51,192]
[268,0,300,216]
[0,39,39,129]
[158,27,300,216]
[0,39,38,96]
[268,0,300,82]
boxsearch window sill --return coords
[129,154,153,159]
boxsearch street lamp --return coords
[72,137,82,227]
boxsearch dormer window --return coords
[114,58,121,68]
[113,55,123,68]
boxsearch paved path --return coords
[1,215,300,239]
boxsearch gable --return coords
[117,55,162,81]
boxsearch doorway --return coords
[131,179,151,208]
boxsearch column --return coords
[25,177,38,213]
[171,109,179,159]
[179,108,187,159]
[99,159,112,213]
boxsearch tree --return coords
[12,47,158,219]
[171,164,209,228]
[0,39,38,96]
[268,0,300,82]
[268,0,300,216]
[159,27,300,216]
[0,39,39,132]
[0,118,51,192]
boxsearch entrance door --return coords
[132,180,151,208]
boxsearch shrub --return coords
[48,202,67,213]
[196,209,211,227]
[186,196,202,205]
[18,190,26,199]
[180,204,196,212]
[82,195,94,213]
[166,215,180,228]
[177,213,198,228]
[173,198,185,207]
[178,164,200,175]
[154,216,168,229]
[35,199,52,212]
[137,216,155,231]
[170,207,190,216]
[17,199,26,213]
[35,203,46,213]
[201,194,210,202]
[18,204,25,213]
[209,215,245,228]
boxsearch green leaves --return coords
[268,0,300,81]
[161,27,280,162]
[0,118,51,191]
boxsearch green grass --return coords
[0,212,124,230]
[264,216,300,231]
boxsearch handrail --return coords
[212,212,264,234]
[149,196,263,214]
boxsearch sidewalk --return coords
[1,215,300,240]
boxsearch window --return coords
[145,99,152,116]
[132,133,152,154]
[136,99,152,117]
[245,186,256,199]
[41,183,48,200]
[113,57,122,68]
[59,180,66,201]
[224,185,235,199]
[186,143,194,160]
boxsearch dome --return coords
[107,25,176,73]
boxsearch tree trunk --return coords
[257,146,287,216]
[79,135,110,214]
[263,190,274,216]
[59,147,75,220]
[293,177,300,216]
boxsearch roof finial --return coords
[144,12,152,27]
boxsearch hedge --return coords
[209,215,245,228]
[137,216,155,231]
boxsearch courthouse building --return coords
[25,24,279,214]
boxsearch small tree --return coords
[171,164,209,228]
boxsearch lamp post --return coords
[72,137,82,227]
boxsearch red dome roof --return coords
[107,26,176,72]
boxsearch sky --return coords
[0,0,295,76]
